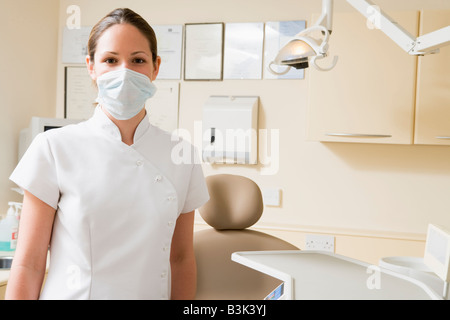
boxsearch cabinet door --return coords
[414,10,450,145]
[307,12,418,144]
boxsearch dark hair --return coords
[87,8,158,65]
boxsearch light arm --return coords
[346,0,450,55]
[415,26,450,54]
[313,0,334,32]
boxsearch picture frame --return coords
[64,66,97,119]
[184,23,224,81]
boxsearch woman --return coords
[6,8,209,300]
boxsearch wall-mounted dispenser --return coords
[202,96,259,164]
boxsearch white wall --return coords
[0,0,59,215]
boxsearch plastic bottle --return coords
[0,202,21,252]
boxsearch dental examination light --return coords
[269,0,450,74]
[269,0,338,73]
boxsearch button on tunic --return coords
[10,107,209,299]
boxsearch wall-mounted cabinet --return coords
[307,11,419,145]
[414,10,450,146]
[307,10,450,146]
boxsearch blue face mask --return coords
[96,68,157,120]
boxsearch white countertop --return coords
[232,250,443,300]
[0,270,10,286]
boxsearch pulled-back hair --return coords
[87,8,158,65]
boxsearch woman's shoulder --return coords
[40,119,93,146]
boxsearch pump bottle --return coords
[0,202,21,252]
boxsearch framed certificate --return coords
[64,66,97,119]
[153,24,183,80]
[184,23,224,80]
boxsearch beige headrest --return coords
[199,174,263,230]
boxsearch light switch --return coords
[262,188,281,207]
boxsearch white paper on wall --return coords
[146,81,180,133]
[153,25,183,80]
[223,22,264,80]
[62,26,91,64]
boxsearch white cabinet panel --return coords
[307,12,418,144]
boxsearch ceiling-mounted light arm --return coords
[415,27,450,54]
[346,0,450,55]
[312,0,334,33]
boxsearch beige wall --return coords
[2,0,450,264]
[0,0,59,214]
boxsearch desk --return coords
[232,250,442,300]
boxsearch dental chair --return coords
[194,174,299,300]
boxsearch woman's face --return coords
[87,23,160,81]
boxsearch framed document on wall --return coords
[153,24,183,80]
[65,66,97,120]
[184,23,224,80]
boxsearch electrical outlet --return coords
[305,234,335,253]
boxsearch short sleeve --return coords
[181,149,209,214]
[10,133,60,209]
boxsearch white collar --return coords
[91,106,150,143]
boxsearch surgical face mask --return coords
[96,68,157,120]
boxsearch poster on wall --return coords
[153,25,183,80]
[263,20,306,79]
[146,81,180,133]
[184,23,224,80]
[223,22,264,80]
[62,26,92,64]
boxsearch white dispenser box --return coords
[202,96,258,164]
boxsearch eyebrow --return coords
[131,51,149,56]
[102,51,149,56]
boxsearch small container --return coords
[0,202,21,252]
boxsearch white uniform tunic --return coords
[10,107,209,299]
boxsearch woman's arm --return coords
[5,190,56,300]
[170,210,196,300]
